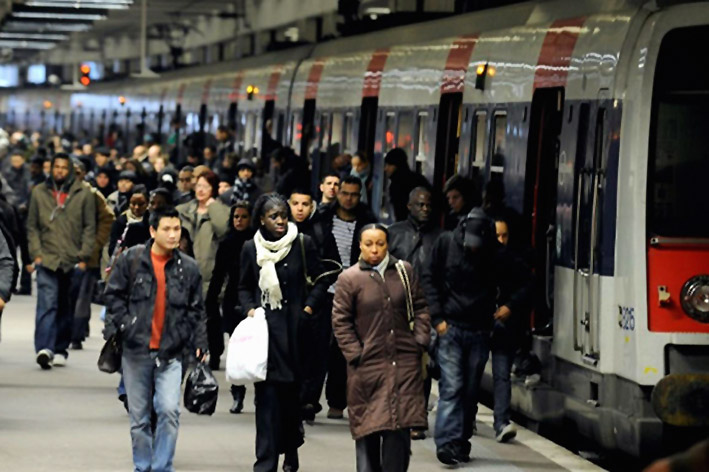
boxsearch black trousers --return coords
[300,294,333,408]
[206,304,225,361]
[254,381,304,472]
[355,429,411,472]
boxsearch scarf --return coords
[253,222,299,310]
[125,208,142,224]
[232,178,257,203]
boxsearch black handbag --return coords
[98,332,122,373]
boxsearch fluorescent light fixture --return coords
[0,40,56,49]
[5,21,93,32]
[13,12,107,20]
[0,32,68,40]
[26,1,132,9]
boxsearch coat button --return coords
[390,329,394,335]
[284,300,288,304]
[392,361,396,366]
[284,263,288,267]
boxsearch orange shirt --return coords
[149,251,172,350]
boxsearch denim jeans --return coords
[122,352,182,472]
[34,266,82,356]
[72,268,99,342]
[491,320,516,433]
[434,324,490,449]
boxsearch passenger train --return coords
[3,0,708,459]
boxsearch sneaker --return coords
[229,398,244,414]
[70,341,83,350]
[36,349,53,370]
[525,374,541,387]
[496,423,517,443]
[53,353,67,367]
[410,429,427,440]
[326,407,344,419]
[436,443,461,466]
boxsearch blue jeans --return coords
[34,266,82,356]
[434,324,490,449]
[491,321,516,433]
[122,352,182,472]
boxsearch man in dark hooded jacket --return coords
[384,148,430,222]
[27,152,96,369]
[422,208,531,465]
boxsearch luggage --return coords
[225,307,269,385]
[184,362,219,415]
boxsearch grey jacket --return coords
[27,171,96,272]
[176,199,230,295]
[0,228,15,302]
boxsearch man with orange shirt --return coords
[104,206,207,472]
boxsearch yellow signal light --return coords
[118,95,127,105]
[80,64,90,75]
[253,86,260,94]
[488,66,496,77]
[476,64,486,75]
[246,85,254,94]
[43,100,52,109]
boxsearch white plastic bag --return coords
[226,307,269,384]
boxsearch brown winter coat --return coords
[332,256,431,440]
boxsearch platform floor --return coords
[0,293,605,471]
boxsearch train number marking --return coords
[618,306,635,331]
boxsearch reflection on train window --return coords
[471,111,488,184]
[397,111,415,163]
[343,112,354,153]
[291,111,301,152]
[244,112,256,151]
[384,112,396,153]
[330,112,344,156]
[415,111,429,175]
[491,111,507,175]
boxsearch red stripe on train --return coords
[534,17,586,89]
[305,59,326,100]
[441,35,479,94]
[228,73,244,101]
[363,48,390,98]
[265,67,282,101]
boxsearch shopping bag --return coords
[184,362,219,415]
[97,333,122,373]
[226,307,268,384]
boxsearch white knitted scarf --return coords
[253,222,298,310]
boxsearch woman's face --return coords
[233,207,251,232]
[129,193,148,218]
[260,204,288,239]
[195,176,213,203]
[95,173,110,188]
[360,228,388,266]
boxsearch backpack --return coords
[0,219,19,300]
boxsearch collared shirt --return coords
[374,254,390,280]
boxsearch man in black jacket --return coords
[383,148,430,222]
[316,176,377,419]
[422,208,531,465]
[104,206,208,472]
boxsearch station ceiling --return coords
[0,0,238,61]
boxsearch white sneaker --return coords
[53,353,67,367]
[525,374,541,387]
[36,349,53,370]
[496,423,517,443]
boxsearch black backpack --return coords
[0,219,19,300]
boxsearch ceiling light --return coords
[13,12,107,20]
[0,32,68,40]
[5,21,93,32]
[0,40,55,50]
[25,1,132,9]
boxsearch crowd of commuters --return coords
[0,122,543,472]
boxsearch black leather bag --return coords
[98,332,122,373]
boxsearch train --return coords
[2,0,708,459]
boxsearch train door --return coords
[572,97,608,361]
[358,96,378,162]
[524,87,564,332]
[433,92,463,197]
[300,99,316,160]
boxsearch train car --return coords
[2,0,708,458]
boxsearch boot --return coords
[230,385,245,414]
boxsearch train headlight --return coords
[680,275,709,323]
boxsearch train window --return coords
[384,111,396,153]
[343,112,354,152]
[397,111,415,163]
[491,111,507,174]
[415,111,429,174]
[291,111,302,152]
[330,112,344,155]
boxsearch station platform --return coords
[0,293,605,471]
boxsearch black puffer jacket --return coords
[421,219,532,331]
[103,241,208,361]
[388,217,443,277]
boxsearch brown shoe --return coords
[327,407,344,419]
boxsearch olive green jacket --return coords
[87,184,115,269]
[27,177,96,272]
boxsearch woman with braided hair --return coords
[238,193,328,472]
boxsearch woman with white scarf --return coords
[239,193,328,472]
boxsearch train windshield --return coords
[648,26,709,238]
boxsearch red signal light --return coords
[80,76,90,86]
